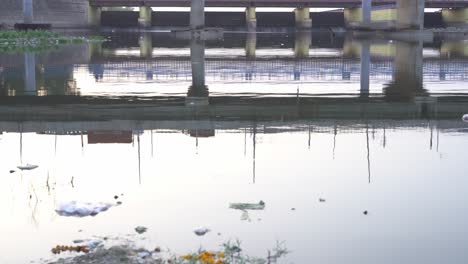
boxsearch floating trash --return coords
[363,210,369,215]
[319,198,326,203]
[135,226,148,234]
[51,245,90,254]
[229,200,265,211]
[17,164,38,170]
[55,201,114,217]
[9,170,15,173]
[194,227,210,236]
[463,114,468,122]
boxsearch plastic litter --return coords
[135,226,148,234]
[463,114,468,122]
[319,198,326,203]
[229,200,265,211]
[194,227,210,236]
[55,201,114,217]
[17,164,38,170]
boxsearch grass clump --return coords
[0,30,104,54]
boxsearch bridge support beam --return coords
[397,0,425,30]
[245,32,257,58]
[190,0,205,30]
[23,0,33,23]
[139,6,152,28]
[187,38,209,106]
[360,42,370,97]
[139,34,153,58]
[294,31,311,58]
[442,8,468,28]
[362,0,371,25]
[88,5,101,27]
[246,7,257,31]
[295,8,312,29]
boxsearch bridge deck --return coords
[90,0,468,8]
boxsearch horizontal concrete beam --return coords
[89,0,468,8]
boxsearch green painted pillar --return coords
[246,7,257,31]
[295,7,312,29]
[139,33,153,58]
[88,5,101,27]
[245,32,257,58]
[139,6,152,27]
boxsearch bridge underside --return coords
[90,0,468,8]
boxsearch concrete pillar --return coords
[187,38,209,105]
[88,5,101,27]
[442,8,468,28]
[295,7,312,29]
[362,0,372,25]
[24,52,36,96]
[23,0,33,23]
[88,42,103,61]
[384,41,425,100]
[397,0,425,30]
[139,6,152,27]
[294,31,311,58]
[245,32,257,58]
[360,42,370,97]
[139,33,153,58]
[190,0,205,30]
[246,7,257,31]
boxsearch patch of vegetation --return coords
[0,30,105,54]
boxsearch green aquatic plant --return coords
[0,30,104,54]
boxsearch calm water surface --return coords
[0,30,467,263]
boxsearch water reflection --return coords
[1,31,468,264]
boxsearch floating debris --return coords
[291,208,296,211]
[363,210,368,215]
[9,170,15,173]
[114,195,119,200]
[17,164,38,170]
[135,226,148,234]
[194,227,210,236]
[463,114,468,122]
[240,210,250,221]
[55,201,114,217]
[51,245,90,254]
[154,247,161,253]
[319,198,326,203]
[229,200,265,211]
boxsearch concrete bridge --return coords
[3,0,468,29]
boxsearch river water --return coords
[0,30,468,263]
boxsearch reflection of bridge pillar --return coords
[23,0,33,23]
[442,8,468,28]
[138,6,152,27]
[384,41,426,100]
[246,7,257,31]
[360,42,370,97]
[24,52,36,96]
[295,8,312,29]
[294,31,311,59]
[397,0,425,30]
[88,42,103,61]
[187,38,209,105]
[245,32,257,58]
[190,0,205,30]
[441,40,468,58]
[88,5,101,27]
[139,34,153,58]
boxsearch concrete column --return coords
[23,0,33,23]
[442,8,468,28]
[294,31,311,58]
[139,6,152,27]
[245,32,257,58]
[190,0,205,30]
[88,5,101,27]
[360,42,370,97]
[187,38,209,105]
[24,52,36,96]
[362,0,371,25]
[246,7,257,31]
[384,41,425,100]
[139,33,153,58]
[295,7,312,29]
[397,0,425,30]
